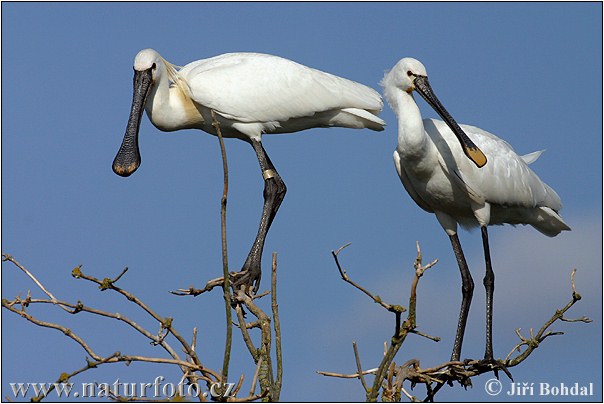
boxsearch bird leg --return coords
[449,234,474,362]
[469,226,513,380]
[232,139,286,294]
[481,226,495,361]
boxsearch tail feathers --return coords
[340,108,386,131]
[521,150,545,165]
[531,206,571,237]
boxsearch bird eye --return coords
[151,63,157,70]
[407,70,414,77]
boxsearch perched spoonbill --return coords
[381,58,570,364]
[113,49,385,292]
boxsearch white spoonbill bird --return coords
[113,49,385,292]
[381,58,570,365]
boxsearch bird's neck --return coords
[146,71,204,132]
[145,75,174,130]
[390,90,429,159]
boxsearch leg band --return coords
[262,169,276,180]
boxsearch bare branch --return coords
[211,110,234,386]
[226,388,269,403]
[317,368,379,379]
[2,253,72,313]
[249,355,262,397]
[71,266,210,380]
[271,252,283,401]
[235,303,259,360]
[5,296,188,368]
[331,243,405,314]
[409,329,441,342]
[505,269,592,367]
[367,242,436,401]
[324,242,590,402]
[3,298,103,361]
[352,341,369,392]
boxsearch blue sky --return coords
[2,2,601,402]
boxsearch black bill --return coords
[414,75,487,168]
[112,67,153,177]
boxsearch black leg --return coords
[449,233,474,362]
[481,226,495,361]
[474,226,512,379]
[233,139,286,293]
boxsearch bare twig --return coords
[71,266,209,379]
[2,253,72,313]
[505,268,591,367]
[367,243,435,402]
[234,289,274,398]
[235,303,259,360]
[212,109,234,386]
[271,253,283,401]
[227,388,269,403]
[317,368,379,378]
[249,355,263,397]
[409,329,441,342]
[4,296,187,367]
[353,341,369,392]
[231,374,245,398]
[170,277,224,296]
[323,247,591,402]
[33,353,122,402]
[3,298,103,360]
[3,256,223,402]
[331,243,405,314]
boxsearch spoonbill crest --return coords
[381,57,570,365]
[113,49,385,292]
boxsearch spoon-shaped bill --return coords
[112,68,153,177]
[414,76,487,168]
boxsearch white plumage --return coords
[394,118,568,236]
[381,57,569,363]
[113,48,385,292]
[137,49,384,140]
[382,58,569,236]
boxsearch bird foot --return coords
[470,357,513,381]
[181,267,260,297]
[229,268,261,295]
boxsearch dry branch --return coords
[2,258,224,402]
[320,243,591,402]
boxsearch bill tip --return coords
[467,147,487,168]
[112,161,140,177]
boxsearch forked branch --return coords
[320,244,591,402]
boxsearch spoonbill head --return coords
[112,49,385,292]
[383,58,487,168]
[112,49,199,177]
[382,57,570,367]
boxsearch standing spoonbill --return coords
[381,58,570,364]
[113,49,385,293]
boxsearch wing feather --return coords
[179,53,383,123]
[425,119,563,211]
